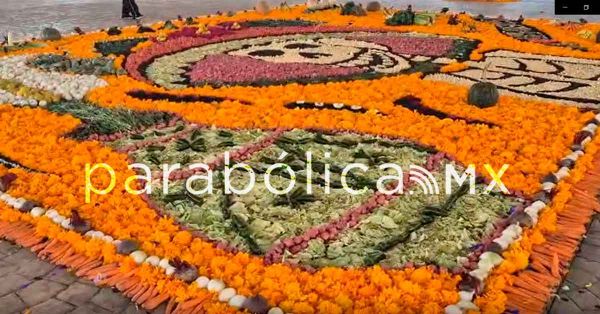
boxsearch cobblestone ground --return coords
[0,240,164,314]
[548,216,600,314]
[1,218,600,314]
[0,0,596,40]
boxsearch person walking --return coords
[122,0,143,19]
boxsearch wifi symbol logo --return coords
[408,166,440,195]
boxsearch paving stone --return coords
[588,220,600,233]
[57,282,99,305]
[91,288,130,311]
[586,282,600,299]
[16,259,55,279]
[77,278,98,287]
[0,264,20,277]
[124,303,149,314]
[549,297,583,314]
[0,274,31,296]
[2,248,38,265]
[571,258,600,279]
[69,303,114,314]
[0,241,19,256]
[46,268,78,285]
[123,302,166,314]
[568,289,600,311]
[30,298,74,314]
[151,302,167,314]
[584,236,600,248]
[0,293,26,313]
[579,244,600,263]
[17,279,66,306]
[567,268,599,288]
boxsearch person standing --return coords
[122,0,143,19]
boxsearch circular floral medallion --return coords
[134,26,478,88]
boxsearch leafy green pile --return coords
[94,38,148,56]
[47,101,174,139]
[29,54,122,76]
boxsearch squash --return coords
[161,20,177,30]
[137,25,155,33]
[414,12,435,26]
[40,27,61,41]
[468,63,499,108]
[385,9,415,25]
[341,1,366,16]
[366,1,381,12]
[468,82,499,108]
[106,26,121,36]
[185,17,196,25]
[256,0,271,14]
[577,29,593,40]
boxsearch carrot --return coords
[142,293,171,310]
[551,252,560,277]
[191,303,206,314]
[125,283,145,298]
[79,262,114,277]
[62,253,85,267]
[132,285,149,303]
[76,262,102,277]
[38,238,59,255]
[117,277,139,292]
[166,298,176,314]
[529,260,549,274]
[53,248,75,264]
[136,286,157,305]
[179,296,210,312]
[30,241,48,253]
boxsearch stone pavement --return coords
[1,219,600,314]
[0,240,164,314]
[0,0,597,41]
[548,216,600,314]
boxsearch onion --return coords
[457,301,478,310]
[30,207,45,217]
[165,266,176,276]
[145,256,160,266]
[268,307,284,314]
[444,305,462,314]
[468,268,489,282]
[130,250,147,264]
[195,276,210,288]
[207,279,225,292]
[218,288,236,302]
[228,295,246,309]
[61,219,72,230]
[459,290,474,301]
[159,258,171,269]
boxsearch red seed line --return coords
[263,152,447,265]
[117,126,199,154]
[155,129,286,181]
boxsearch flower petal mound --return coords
[1,5,600,314]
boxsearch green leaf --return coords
[186,191,205,206]
[175,139,191,151]
[163,193,187,203]
[218,130,233,138]
[191,129,202,141]
[147,145,166,152]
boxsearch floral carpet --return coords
[0,3,599,314]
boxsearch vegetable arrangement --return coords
[0,3,599,314]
